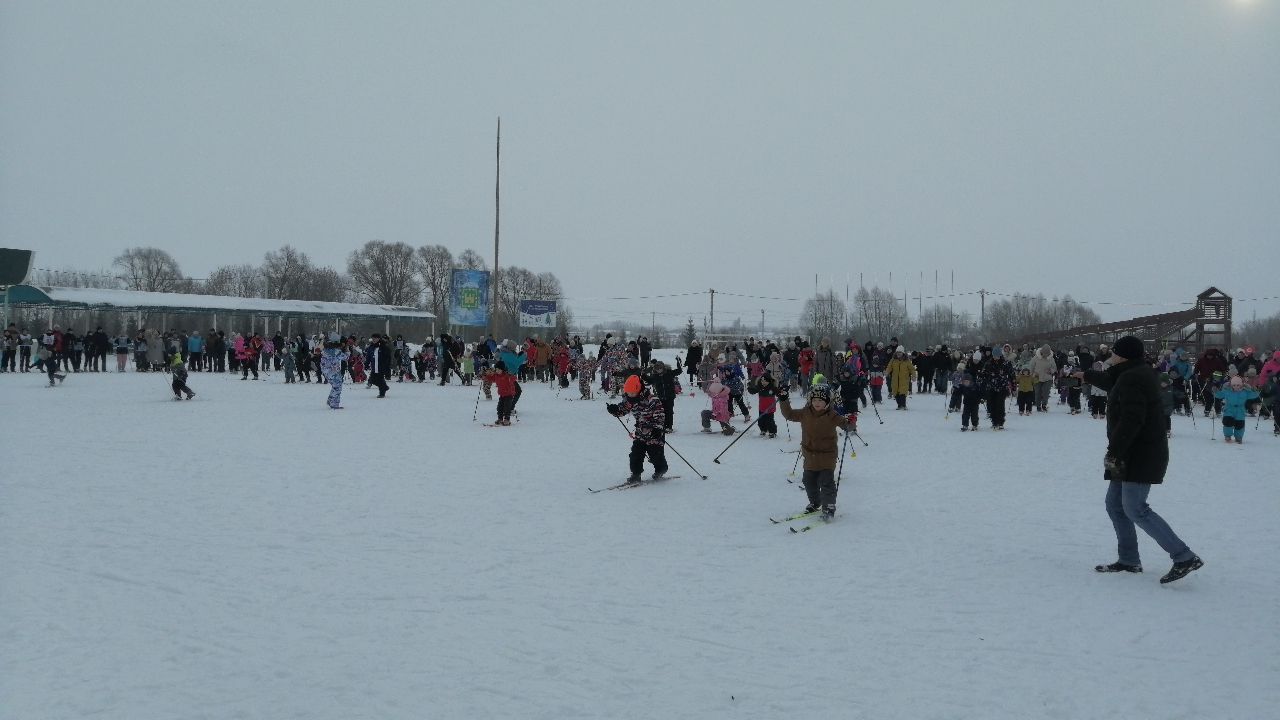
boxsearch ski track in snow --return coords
[2,352,1277,719]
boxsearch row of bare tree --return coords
[800,286,1100,349]
[31,243,570,338]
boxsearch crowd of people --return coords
[11,318,1276,584]
[6,322,1278,442]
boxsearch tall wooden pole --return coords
[492,117,501,339]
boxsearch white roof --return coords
[16,285,435,319]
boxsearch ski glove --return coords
[1103,453,1127,481]
[606,403,621,416]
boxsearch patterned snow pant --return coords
[328,378,344,409]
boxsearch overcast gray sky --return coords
[3,0,1277,330]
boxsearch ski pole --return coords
[663,437,708,479]
[834,431,851,497]
[471,381,484,422]
[872,402,884,425]
[613,414,634,439]
[851,430,869,447]
[713,416,760,464]
[789,448,802,477]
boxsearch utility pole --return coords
[491,116,501,338]
[980,288,987,330]
[709,288,715,335]
[760,309,765,335]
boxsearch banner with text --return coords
[518,300,558,328]
[449,270,490,327]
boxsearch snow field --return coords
[2,351,1277,719]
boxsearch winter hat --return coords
[1246,367,1258,377]
[1111,335,1144,361]
[623,375,644,395]
[495,361,507,372]
[811,373,826,387]
[808,386,832,404]
[961,372,974,383]
[992,346,1004,359]
[1230,375,1244,389]
[971,350,983,363]
[706,380,724,395]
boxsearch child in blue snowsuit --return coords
[321,337,349,409]
[1215,375,1260,443]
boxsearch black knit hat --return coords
[1112,335,1144,361]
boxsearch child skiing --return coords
[868,371,885,405]
[778,386,851,520]
[1215,375,1260,443]
[460,346,475,386]
[958,372,982,431]
[485,361,520,425]
[170,354,195,400]
[576,353,599,400]
[607,374,669,483]
[748,372,781,438]
[700,379,736,435]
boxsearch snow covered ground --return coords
[3,350,1277,719]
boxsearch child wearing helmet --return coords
[778,386,852,520]
[608,374,669,483]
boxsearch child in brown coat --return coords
[778,386,851,519]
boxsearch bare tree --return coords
[854,286,906,341]
[297,267,349,303]
[456,248,488,271]
[803,290,846,343]
[113,247,187,292]
[203,264,265,297]
[1236,313,1280,352]
[416,244,454,325]
[983,293,1101,341]
[261,245,314,300]
[347,240,422,306]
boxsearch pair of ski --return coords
[587,476,681,493]
[770,508,835,533]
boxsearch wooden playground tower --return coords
[1014,288,1232,354]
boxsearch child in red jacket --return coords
[485,361,520,425]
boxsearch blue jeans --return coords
[1105,481,1194,566]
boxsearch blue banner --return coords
[518,300,558,328]
[450,270,489,326]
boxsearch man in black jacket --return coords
[1080,335,1203,584]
